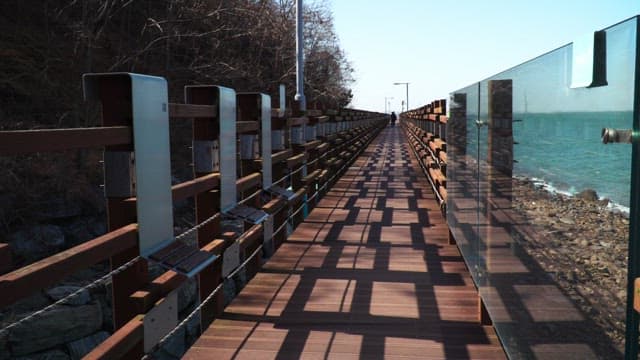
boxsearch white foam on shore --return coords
[521,176,630,217]
[607,202,630,216]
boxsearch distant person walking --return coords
[390,111,397,127]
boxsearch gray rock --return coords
[178,279,197,313]
[14,349,70,360]
[92,293,113,332]
[65,331,110,359]
[9,302,102,356]
[185,312,201,344]
[559,217,575,225]
[576,189,598,202]
[154,327,185,360]
[4,292,51,317]
[46,286,90,306]
[87,219,106,237]
[34,197,82,220]
[223,277,237,306]
[62,221,93,247]
[9,225,65,263]
[0,331,9,360]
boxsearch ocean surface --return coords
[472,112,634,212]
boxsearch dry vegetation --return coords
[0,0,354,250]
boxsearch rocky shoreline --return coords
[0,221,251,360]
[511,177,629,352]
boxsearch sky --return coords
[329,0,640,113]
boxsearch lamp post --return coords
[295,0,306,112]
[393,82,409,112]
[384,96,393,114]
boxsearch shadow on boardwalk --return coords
[184,126,505,359]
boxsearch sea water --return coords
[470,112,633,212]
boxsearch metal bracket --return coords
[184,85,237,212]
[193,140,220,172]
[143,290,178,353]
[602,128,632,144]
[267,185,296,201]
[272,129,285,150]
[103,151,136,197]
[262,216,274,257]
[237,92,272,188]
[240,134,259,160]
[317,123,325,138]
[148,241,217,278]
[291,126,304,145]
[258,93,272,188]
[222,240,240,277]
[278,84,286,118]
[224,204,269,224]
[305,124,317,141]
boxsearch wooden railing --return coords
[400,99,448,209]
[0,72,386,359]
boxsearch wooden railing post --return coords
[450,93,468,157]
[487,80,514,224]
[289,115,307,228]
[184,85,231,328]
[84,75,147,325]
[0,243,11,275]
[83,74,152,359]
[237,92,272,279]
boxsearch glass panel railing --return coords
[448,16,638,358]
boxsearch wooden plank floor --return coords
[184,126,506,360]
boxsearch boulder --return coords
[185,312,201,344]
[154,327,185,360]
[92,293,113,332]
[65,331,110,359]
[9,302,102,356]
[9,225,65,263]
[34,197,82,220]
[62,217,107,248]
[0,331,9,360]
[87,218,106,237]
[4,291,51,317]
[14,349,70,360]
[62,221,94,247]
[46,286,90,306]
[178,278,197,313]
[576,189,598,202]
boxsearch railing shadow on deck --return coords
[0,71,387,359]
[188,127,503,359]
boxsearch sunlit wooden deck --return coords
[183,126,506,359]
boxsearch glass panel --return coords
[448,17,637,358]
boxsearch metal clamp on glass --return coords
[602,128,632,144]
[224,204,269,224]
[267,185,297,201]
[475,119,488,128]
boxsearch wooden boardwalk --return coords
[183,126,506,359]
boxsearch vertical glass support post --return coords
[624,16,640,360]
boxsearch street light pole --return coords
[295,0,306,112]
[393,82,409,112]
[384,96,393,114]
